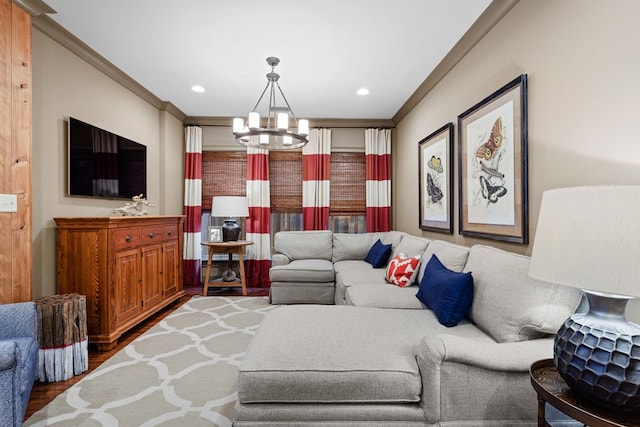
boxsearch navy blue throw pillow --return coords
[416,254,474,327]
[364,239,392,268]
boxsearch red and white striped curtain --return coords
[245,146,272,288]
[91,127,119,196]
[302,128,331,230]
[183,126,202,287]
[365,128,391,232]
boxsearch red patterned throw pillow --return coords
[386,254,421,287]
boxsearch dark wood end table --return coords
[201,240,254,296]
[530,359,640,427]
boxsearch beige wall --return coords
[32,29,185,298]
[394,0,640,320]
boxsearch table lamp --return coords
[211,196,249,242]
[529,186,640,413]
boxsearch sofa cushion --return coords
[386,255,421,287]
[269,259,335,283]
[331,232,406,263]
[239,306,437,404]
[364,239,392,268]
[346,284,425,309]
[417,240,470,284]
[334,260,387,284]
[392,235,430,258]
[332,233,376,262]
[274,230,333,261]
[416,255,474,327]
[465,245,582,343]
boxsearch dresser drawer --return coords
[140,226,164,245]
[162,225,179,241]
[112,228,141,250]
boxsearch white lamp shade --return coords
[248,112,260,129]
[211,196,249,218]
[298,119,309,136]
[529,186,640,298]
[277,113,288,130]
[233,117,245,133]
[282,135,292,146]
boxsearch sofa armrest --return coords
[271,253,291,267]
[0,302,37,340]
[417,334,553,423]
[0,340,19,371]
[420,334,554,372]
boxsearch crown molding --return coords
[32,15,188,122]
[392,0,520,124]
[13,0,55,16]
[160,102,187,122]
[186,116,394,129]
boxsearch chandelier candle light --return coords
[528,186,640,413]
[232,57,309,150]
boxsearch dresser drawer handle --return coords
[125,235,131,242]
[167,230,173,236]
[149,232,155,238]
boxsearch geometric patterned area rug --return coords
[25,296,277,427]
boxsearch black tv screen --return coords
[68,117,147,199]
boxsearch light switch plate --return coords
[0,194,17,212]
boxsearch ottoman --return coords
[234,305,445,425]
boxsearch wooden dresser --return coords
[54,216,185,350]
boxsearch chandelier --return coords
[232,57,309,150]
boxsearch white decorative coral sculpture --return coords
[113,194,156,216]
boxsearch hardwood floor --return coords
[24,286,269,421]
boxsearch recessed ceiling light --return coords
[191,85,205,93]
[356,88,370,96]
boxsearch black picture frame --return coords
[418,123,454,234]
[457,74,528,244]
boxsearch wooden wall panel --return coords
[11,2,32,302]
[0,0,32,303]
[0,1,11,304]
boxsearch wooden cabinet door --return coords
[141,244,163,309]
[114,247,141,324]
[162,240,179,297]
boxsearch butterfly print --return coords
[479,175,506,203]
[427,155,443,173]
[427,173,443,203]
[479,161,504,179]
[475,117,503,161]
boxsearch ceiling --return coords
[41,0,493,121]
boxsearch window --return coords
[201,151,246,211]
[201,150,367,248]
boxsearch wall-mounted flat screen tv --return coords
[68,117,147,199]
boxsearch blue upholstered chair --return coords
[0,302,38,426]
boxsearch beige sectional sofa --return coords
[235,230,582,426]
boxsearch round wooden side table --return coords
[530,359,640,427]
[201,240,254,296]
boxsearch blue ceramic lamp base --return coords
[554,291,640,412]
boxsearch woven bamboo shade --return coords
[201,150,366,216]
[330,152,366,216]
[270,151,302,212]
[202,151,246,211]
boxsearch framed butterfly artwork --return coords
[457,74,528,244]
[418,123,454,234]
